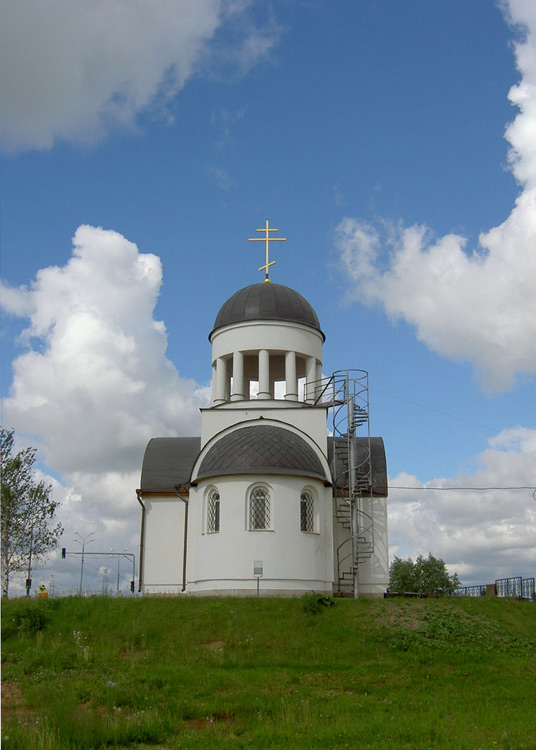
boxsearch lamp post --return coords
[73,531,95,596]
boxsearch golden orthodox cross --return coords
[248,219,286,282]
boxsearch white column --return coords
[214,357,227,404]
[231,351,245,401]
[258,349,271,399]
[305,356,316,404]
[211,362,217,403]
[284,351,298,401]
[316,361,323,400]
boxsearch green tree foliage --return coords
[389,556,418,593]
[1,428,63,598]
[389,553,460,595]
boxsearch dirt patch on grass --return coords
[185,713,234,731]
[76,700,110,718]
[202,639,225,651]
[1,681,34,723]
[121,648,149,661]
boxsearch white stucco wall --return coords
[210,320,324,363]
[188,474,334,596]
[332,495,389,597]
[357,496,389,596]
[141,495,186,595]
[200,406,329,453]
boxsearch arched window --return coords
[249,486,270,530]
[300,490,315,533]
[207,489,220,533]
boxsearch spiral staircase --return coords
[314,370,375,597]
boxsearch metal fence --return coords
[454,585,487,598]
[495,576,523,598]
[454,577,535,601]
[521,577,535,601]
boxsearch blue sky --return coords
[1,0,535,595]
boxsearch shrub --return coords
[2,599,52,638]
[301,592,337,615]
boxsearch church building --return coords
[137,222,389,597]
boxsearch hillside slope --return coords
[2,595,535,749]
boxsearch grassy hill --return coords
[2,594,535,749]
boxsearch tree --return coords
[1,428,63,598]
[389,553,460,595]
[388,556,418,593]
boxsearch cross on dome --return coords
[248,219,286,282]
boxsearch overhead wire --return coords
[365,387,534,492]
[386,485,534,491]
[370,386,536,447]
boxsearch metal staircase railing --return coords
[314,370,375,597]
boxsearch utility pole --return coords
[73,531,95,596]
[62,547,135,595]
[110,548,128,596]
[101,568,109,596]
[26,527,34,598]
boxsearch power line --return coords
[387,485,534,491]
[370,386,536,446]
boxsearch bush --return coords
[301,592,337,615]
[2,599,52,638]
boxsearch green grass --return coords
[2,595,535,749]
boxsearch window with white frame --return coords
[300,490,315,533]
[249,486,271,530]
[207,489,220,533]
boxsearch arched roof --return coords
[195,424,328,483]
[139,434,388,496]
[327,437,388,497]
[140,437,201,493]
[210,283,324,340]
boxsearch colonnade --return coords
[212,349,323,405]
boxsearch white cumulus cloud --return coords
[1,225,211,595]
[1,225,209,475]
[388,427,536,585]
[0,0,281,151]
[335,0,536,393]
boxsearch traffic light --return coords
[130,580,135,593]
[25,578,31,590]
[61,548,66,558]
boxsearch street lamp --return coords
[73,531,95,596]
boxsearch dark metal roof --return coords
[327,437,388,497]
[140,433,387,495]
[210,283,324,340]
[140,437,201,493]
[195,425,328,482]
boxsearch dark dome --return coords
[195,425,328,482]
[210,283,324,339]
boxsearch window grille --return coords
[207,490,220,533]
[300,491,315,533]
[249,487,270,530]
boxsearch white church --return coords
[137,222,389,598]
